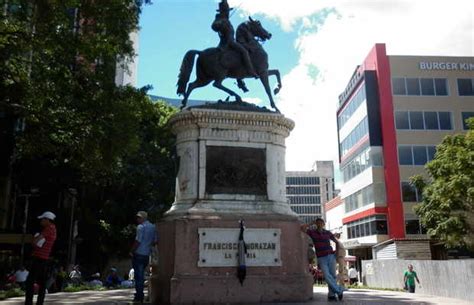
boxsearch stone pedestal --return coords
[152,105,313,304]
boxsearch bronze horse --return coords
[177,18,282,112]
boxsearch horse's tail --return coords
[177,50,201,96]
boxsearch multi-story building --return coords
[115,31,139,87]
[324,196,345,237]
[286,161,335,224]
[336,44,474,260]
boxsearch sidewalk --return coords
[305,286,473,305]
[0,289,144,305]
[0,286,472,304]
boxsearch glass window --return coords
[371,149,383,166]
[402,182,418,202]
[427,146,436,161]
[375,220,388,234]
[413,146,427,165]
[434,78,448,96]
[457,78,474,96]
[370,221,376,235]
[361,187,369,205]
[409,111,424,129]
[406,78,420,95]
[416,188,423,202]
[420,78,435,95]
[338,86,367,129]
[424,111,439,130]
[373,183,386,203]
[405,219,421,234]
[438,112,452,130]
[356,191,363,208]
[398,146,413,165]
[364,222,370,237]
[364,186,372,205]
[461,112,474,130]
[395,111,410,129]
[392,78,406,95]
[354,125,361,143]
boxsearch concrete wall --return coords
[362,259,474,301]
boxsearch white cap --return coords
[136,211,148,219]
[37,211,56,220]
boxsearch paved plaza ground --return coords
[0,287,472,305]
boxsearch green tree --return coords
[2,0,152,183]
[88,100,177,258]
[411,118,474,249]
[1,1,178,268]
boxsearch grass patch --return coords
[0,288,25,300]
[63,285,107,292]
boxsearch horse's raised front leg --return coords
[237,79,249,92]
[268,69,282,95]
[213,80,242,102]
[181,79,211,109]
[259,73,280,113]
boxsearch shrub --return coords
[0,288,25,300]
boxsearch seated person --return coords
[120,274,134,288]
[15,266,29,290]
[69,265,82,285]
[88,273,103,287]
[105,268,122,288]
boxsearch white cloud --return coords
[233,0,473,176]
[244,97,264,106]
[231,0,331,31]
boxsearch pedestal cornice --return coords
[169,108,295,138]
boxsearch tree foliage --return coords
[2,0,151,182]
[1,0,177,268]
[411,118,474,249]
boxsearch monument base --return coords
[150,107,312,304]
[152,215,313,304]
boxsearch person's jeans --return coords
[24,257,49,305]
[318,254,343,297]
[132,254,149,301]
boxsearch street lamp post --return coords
[19,187,39,266]
[67,188,77,268]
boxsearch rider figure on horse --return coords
[211,0,258,77]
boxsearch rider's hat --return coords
[216,0,233,15]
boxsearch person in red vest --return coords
[24,211,57,305]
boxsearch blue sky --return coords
[138,0,473,177]
[138,0,300,102]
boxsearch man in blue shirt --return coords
[129,211,157,303]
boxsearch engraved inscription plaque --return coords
[206,146,266,195]
[198,228,281,267]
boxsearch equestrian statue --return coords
[177,0,282,112]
